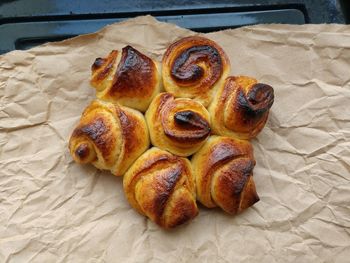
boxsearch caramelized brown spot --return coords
[208,142,242,166]
[164,110,210,143]
[72,118,113,159]
[230,160,255,195]
[91,57,105,71]
[239,176,260,212]
[174,111,210,131]
[131,154,179,184]
[110,45,156,97]
[237,83,274,119]
[74,143,96,164]
[215,159,255,214]
[156,93,173,117]
[248,83,274,107]
[167,195,198,228]
[118,109,137,159]
[153,167,182,219]
[75,143,89,159]
[171,45,222,86]
[91,51,118,81]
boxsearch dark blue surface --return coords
[0,0,345,23]
[0,0,346,54]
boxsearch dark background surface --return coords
[0,0,348,54]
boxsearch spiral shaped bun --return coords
[209,76,274,139]
[90,45,162,112]
[191,136,259,215]
[145,92,211,157]
[123,147,198,228]
[162,36,230,107]
[69,100,149,176]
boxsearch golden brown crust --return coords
[109,46,158,98]
[145,92,211,156]
[90,46,162,112]
[191,136,259,215]
[162,36,230,107]
[123,147,198,228]
[91,50,119,87]
[69,100,150,176]
[209,76,274,139]
[72,117,116,166]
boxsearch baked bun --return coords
[90,45,162,112]
[145,92,211,157]
[123,147,198,228]
[209,76,274,139]
[191,136,259,215]
[69,100,149,176]
[162,36,230,107]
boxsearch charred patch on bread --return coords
[109,45,157,98]
[170,45,222,86]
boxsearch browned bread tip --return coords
[91,46,162,112]
[209,76,274,139]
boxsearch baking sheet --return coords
[0,16,349,262]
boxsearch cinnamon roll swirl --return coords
[162,36,230,107]
[145,92,211,156]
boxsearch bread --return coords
[162,36,230,107]
[191,136,259,215]
[69,99,150,176]
[145,92,211,157]
[68,37,272,228]
[209,76,274,139]
[90,45,162,112]
[123,147,198,228]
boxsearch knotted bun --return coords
[91,46,162,112]
[191,136,259,215]
[69,100,149,176]
[123,147,198,228]
[209,76,274,139]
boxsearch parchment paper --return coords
[0,16,349,263]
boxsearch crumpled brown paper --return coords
[1,16,349,262]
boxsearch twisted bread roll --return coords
[209,76,274,139]
[90,45,162,112]
[145,92,211,157]
[162,36,230,107]
[191,136,259,215]
[123,147,198,228]
[69,100,149,176]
